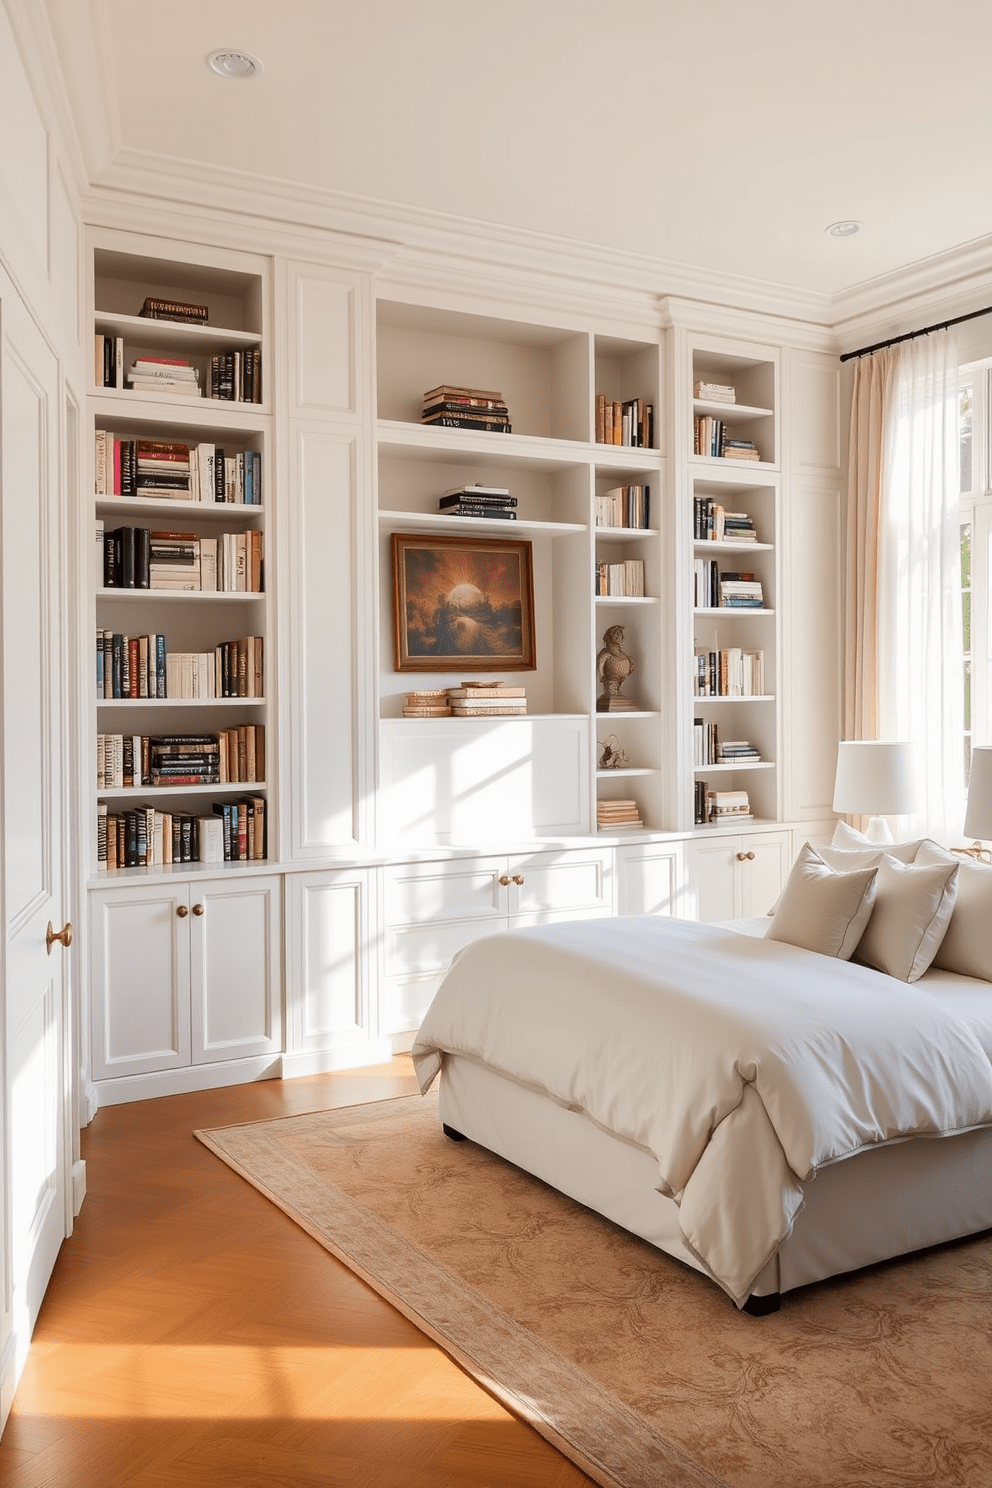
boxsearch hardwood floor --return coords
[0,1062,593,1487]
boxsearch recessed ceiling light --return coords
[206,49,263,80]
[826,220,862,238]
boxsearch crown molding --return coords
[78,144,839,331]
[830,233,992,351]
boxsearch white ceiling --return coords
[43,0,992,306]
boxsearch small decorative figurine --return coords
[596,624,638,712]
[598,734,630,770]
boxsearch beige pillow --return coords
[853,854,959,982]
[765,844,878,960]
[915,841,992,982]
[818,840,921,872]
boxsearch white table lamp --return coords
[962,746,992,860]
[832,740,915,844]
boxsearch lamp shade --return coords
[832,741,916,816]
[964,746,992,841]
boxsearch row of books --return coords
[596,395,653,448]
[595,485,651,529]
[97,798,266,869]
[694,416,762,461]
[694,783,752,825]
[693,380,736,404]
[595,559,645,598]
[422,384,511,434]
[97,727,265,789]
[694,719,762,766]
[96,632,263,700]
[138,296,208,323]
[693,499,757,542]
[402,684,527,718]
[694,560,764,609]
[693,648,765,698]
[439,483,517,519]
[93,341,262,403]
[95,434,262,504]
[596,798,643,831]
[100,526,263,592]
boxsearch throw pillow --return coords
[765,844,878,960]
[818,840,921,872]
[915,840,992,983]
[853,854,959,982]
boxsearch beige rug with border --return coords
[196,1091,992,1488]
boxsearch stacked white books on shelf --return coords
[694,380,736,404]
[597,798,643,831]
[403,690,451,717]
[706,788,752,823]
[126,356,201,396]
[447,683,526,716]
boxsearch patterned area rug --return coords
[197,1093,992,1488]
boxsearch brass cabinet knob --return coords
[192,903,205,916]
[176,904,189,918]
[512,875,525,885]
[746,851,755,861]
[736,852,748,862]
[498,875,511,886]
[45,920,73,954]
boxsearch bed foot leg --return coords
[742,1292,781,1316]
[442,1124,467,1142]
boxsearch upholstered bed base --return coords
[438,1053,992,1311]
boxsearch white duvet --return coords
[411,916,992,1306]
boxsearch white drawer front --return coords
[384,858,506,927]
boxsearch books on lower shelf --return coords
[126,356,200,397]
[694,720,762,767]
[694,783,752,825]
[694,648,764,697]
[595,485,650,529]
[595,559,645,597]
[422,385,511,433]
[97,727,265,788]
[403,689,451,717]
[95,434,262,504]
[448,683,526,717]
[100,525,263,591]
[96,631,263,700]
[694,416,761,461]
[597,798,643,830]
[595,395,653,448]
[438,484,517,519]
[98,797,266,868]
[693,560,764,609]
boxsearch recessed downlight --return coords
[826,220,862,238]
[206,49,263,80]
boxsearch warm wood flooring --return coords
[1,1062,593,1487]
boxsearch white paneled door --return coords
[1,272,71,1420]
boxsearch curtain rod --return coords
[839,304,992,363]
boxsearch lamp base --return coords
[863,815,894,845]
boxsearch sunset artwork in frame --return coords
[391,532,537,672]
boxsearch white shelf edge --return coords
[377,509,585,535]
[595,526,659,538]
[596,767,658,778]
[97,589,264,602]
[380,712,589,724]
[692,761,776,773]
[94,310,262,346]
[692,694,776,703]
[595,595,659,605]
[694,607,775,616]
[97,697,266,708]
[98,780,267,799]
[377,419,663,469]
[692,540,773,552]
[692,399,774,420]
[97,496,265,518]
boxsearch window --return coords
[960,368,991,785]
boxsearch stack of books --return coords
[597,798,643,831]
[694,421,763,462]
[149,734,220,786]
[138,296,208,324]
[422,385,511,433]
[595,559,645,597]
[693,648,765,698]
[719,573,764,608]
[135,440,192,498]
[595,484,650,528]
[722,438,761,462]
[149,532,200,591]
[694,380,736,404]
[722,510,757,541]
[126,356,200,397]
[403,690,451,717]
[438,484,517,519]
[596,395,653,447]
[716,740,761,765]
[209,350,262,403]
[447,683,526,717]
[708,788,752,823]
[693,499,758,542]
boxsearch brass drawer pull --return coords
[512,875,525,885]
[192,903,205,916]
[176,904,189,918]
[499,875,511,886]
[46,920,73,954]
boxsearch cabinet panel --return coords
[509,848,613,918]
[287,869,373,1052]
[739,834,790,918]
[384,918,499,1040]
[90,886,190,1079]
[616,843,685,917]
[288,265,362,417]
[384,857,506,926]
[191,877,281,1064]
[689,831,790,922]
[690,838,740,923]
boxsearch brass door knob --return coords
[45,920,73,954]
[746,851,755,860]
[176,904,189,918]
[192,903,205,916]
[512,875,525,885]
[498,875,511,886]
[736,852,748,861]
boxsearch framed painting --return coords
[391,532,537,672]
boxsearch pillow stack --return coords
[766,826,966,982]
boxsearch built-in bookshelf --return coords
[374,300,665,840]
[89,241,272,872]
[686,338,780,830]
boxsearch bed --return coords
[411,848,992,1314]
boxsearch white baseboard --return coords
[0,1330,18,1439]
[92,1055,283,1108]
[280,1039,394,1079]
[71,1160,87,1217]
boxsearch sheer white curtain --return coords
[877,330,964,840]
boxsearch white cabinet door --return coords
[615,842,686,917]
[191,877,282,1065]
[90,884,191,1081]
[689,832,790,922]
[690,837,741,923]
[508,847,614,923]
[739,834,790,919]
